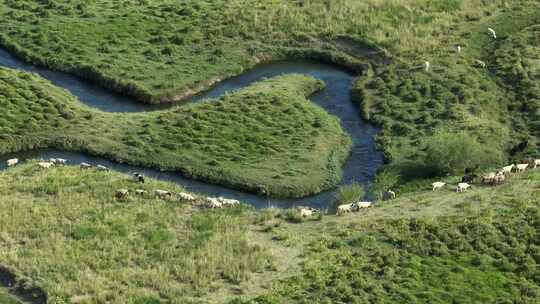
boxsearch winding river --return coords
[0,48,383,209]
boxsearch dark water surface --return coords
[0,49,383,209]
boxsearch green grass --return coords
[0,162,285,304]
[0,0,529,103]
[1,163,538,304]
[0,289,21,304]
[0,68,351,197]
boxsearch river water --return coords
[0,48,383,209]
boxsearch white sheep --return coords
[54,158,67,165]
[456,45,462,54]
[218,197,240,207]
[456,182,471,193]
[135,189,147,196]
[356,201,373,209]
[432,182,446,191]
[205,197,223,209]
[516,163,529,172]
[501,164,514,174]
[6,158,18,167]
[96,165,109,172]
[178,192,196,202]
[80,162,92,170]
[424,61,430,72]
[488,27,497,39]
[475,59,487,68]
[534,159,540,169]
[298,207,316,217]
[154,189,172,199]
[337,203,356,215]
[37,161,54,169]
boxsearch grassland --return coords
[0,68,351,197]
[0,0,532,103]
[0,162,538,304]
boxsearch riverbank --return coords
[0,68,352,198]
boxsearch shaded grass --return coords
[0,68,351,197]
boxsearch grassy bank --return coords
[353,3,540,167]
[0,68,351,198]
[1,161,538,303]
[0,0,519,103]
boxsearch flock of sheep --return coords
[432,159,540,193]
[5,157,240,209]
[423,27,498,72]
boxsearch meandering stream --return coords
[0,48,383,209]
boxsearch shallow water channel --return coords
[0,48,383,209]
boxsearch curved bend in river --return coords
[0,48,383,209]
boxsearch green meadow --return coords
[0,68,351,197]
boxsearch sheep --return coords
[383,189,396,200]
[492,173,505,185]
[178,192,196,202]
[54,158,67,165]
[116,189,129,199]
[37,161,54,169]
[337,203,356,215]
[356,201,373,209]
[488,27,497,39]
[96,165,109,172]
[474,59,487,68]
[515,163,529,172]
[534,159,540,169]
[456,183,471,193]
[501,164,514,174]
[154,189,172,199]
[424,61,430,72]
[432,182,446,191]
[456,45,462,54]
[482,172,497,184]
[205,197,223,209]
[218,197,240,208]
[135,189,147,196]
[297,207,317,217]
[133,173,145,183]
[6,158,18,167]
[80,162,92,170]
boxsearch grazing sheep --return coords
[135,189,147,196]
[116,189,129,199]
[456,183,471,193]
[383,189,396,200]
[6,158,18,167]
[337,203,356,215]
[133,173,145,183]
[96,165,109,172]
[154,189,172,199]
[482,172,497,184]
[80,162,92,170]
[474,59,487,68]
[205,197,223,209]
[534,159,540,169]
[37,161,54,169]
[501,164,514,174]
[298,207,317,217]
[515,163,529,172]
[432,182,446,191]
[492,173,505,185]
[218,197,240,207]
[424,61,430,72]
[356,201,373,209]
[488,27,497,39]
[178,192,196,202]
